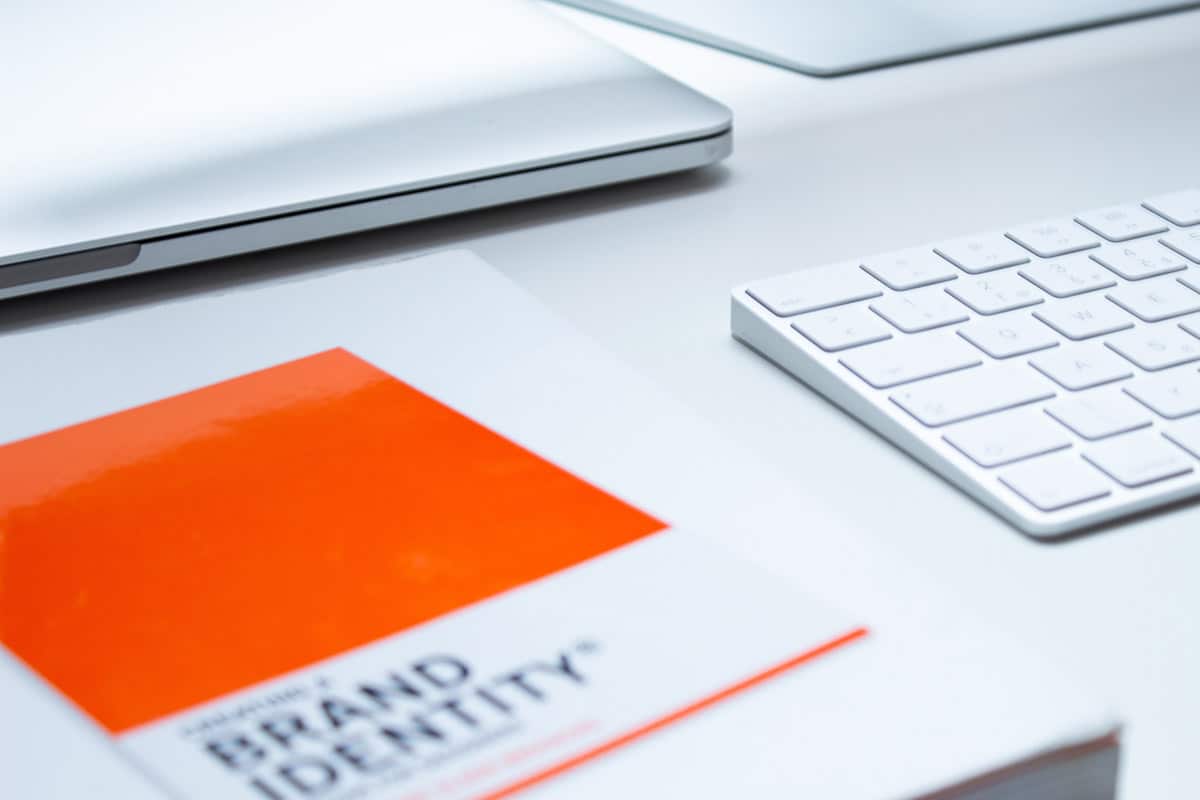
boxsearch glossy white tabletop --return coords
[5,5,1199,796]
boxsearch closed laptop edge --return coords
[0,0,731,300]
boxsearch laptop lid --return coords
[1,0,730,283]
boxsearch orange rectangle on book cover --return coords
[0,348,664,734]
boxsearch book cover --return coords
[0,346,865,799]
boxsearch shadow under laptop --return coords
[0,162,731,334]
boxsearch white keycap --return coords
[1019,253,1116,298]
[1106,276,1200,322]
[839,333,981,389]
[791,307,892,352]
[1144,189,1200,227]
[869,286,969,333]
[1182,315,1200,339]
[1030,343,1133,390]
[958,313,1059,358]
[1045,389,1152,440]
[1106,326,1200,371]
[943,408,1071,467]
[999,452,1111,511]
[1124,369,1200,418]
[1083,432,1194,487]
[1181,269,1200,294]
[935,234,1030,274]
[1161,229,1200,264]
[1033,295,1134,340]
[1007,219,1100,257]
[890,363,1055,427]
[1075,205,1168,242]
[945,272,1042,315]
[1164,416,1200,458]
[1092,241,1187,280]
[860,248,958,290]
[746,263,882,316]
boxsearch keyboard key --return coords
[1075,205,1168,242]
[1008,219,1100,258]
[1161,229,1200,264]
[935,235,1030,274]
[870,286,969,333]
[861,248,958,290]
[1106,277,1200,322]
[958,314,1059,358]
[1000,452,1111,511]
[945,272,1043,315]
[1033,295,1134,340]
[1144,189,1200,227]
[1182,315,1200,339]
[1045,389,1152,440]
[1181,270,1200,294]
[943,408,1071,467]
[840,332,981,389]
[1019,253,1116,298]
[1106,326,1200,371]
[746,263,882,316]
[1083,432,1193,487]
[1092,241,1187,280]
[1124,369,1200,419]
[792,307,892,352]
[1164,416,1200,458]
[890,363,1054,427]
[1030,343,1133,390]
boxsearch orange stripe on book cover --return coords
[0,348,665,734]
[479,627,870,800]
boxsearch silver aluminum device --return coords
[0,0,731,299]
[556,0,1200,76]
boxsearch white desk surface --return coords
[5,5,1200,797]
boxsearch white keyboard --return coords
[731,189,1200,538]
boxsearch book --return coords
[0,250,1118,799]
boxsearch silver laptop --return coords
[0,0,731,299]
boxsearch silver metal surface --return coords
[0,0,730,293]
[555,0,1200,76]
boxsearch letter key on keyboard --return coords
[869,287,969,332]
[934,235,1029,274]
[946,272,1043,315]
[1124,369,1200,419]
[1007,219,1100,258]
[1106,277,1200,322]
[791,307,892,352]
[890,363,1054,427]
[1045,390,1152,440]
[1106,327,1200,371]
[1165,417,1200,458]
[1075,205,1168,242]
[839,333,980,389]
[1092,242,1187,280]
[860,248,958,290]
[1033,296,1134,340]
[1144,189,1200,227]
[1019,254,1116,298]
[958,314,1059,358]
[1030,344,1133,390]
[998,453,1111,512]
[1083,433,1193,487]
[746,262,882,316]
[1161,230,1200,263]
